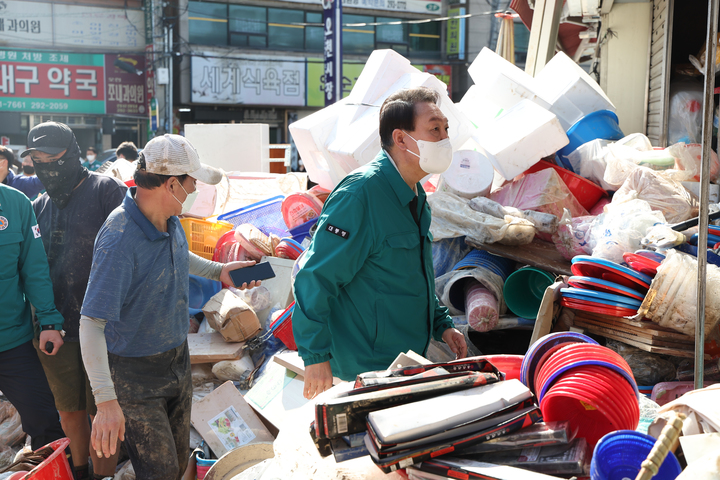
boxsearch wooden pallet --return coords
[569,309,704,358]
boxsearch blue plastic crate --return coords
[218,195,290,238]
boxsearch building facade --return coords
[177,0,452,145]
[0,0,153,155]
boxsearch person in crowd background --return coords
[81,146,102,172]
[292,87,467,399]
[23,122,127,480]
[0,146,44,200]
[115,141,139,162]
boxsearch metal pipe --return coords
[696,0,719,390]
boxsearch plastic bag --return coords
[431,236,474,278]
[669,143,720,182]
[612,166,694,224]
[638,249,720,337]
[641,225,687,251]
[552,209,595,260]
[668,83,704,144]
[689,33,720,73]
[0,408,24,448]
[489,168,588,222]
[428,192,536,246]
[469,197,558,234]
[605,339,677,385]
[231,285,272,312]
[211,356,256,382]
[589,199,666,264]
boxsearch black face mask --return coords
[23,165,35,175]
[33,138,88,210]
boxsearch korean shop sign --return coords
[105,54,146,117]
[191,53,305,107]
[0,49,105,114]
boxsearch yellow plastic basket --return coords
[179,218,233,260]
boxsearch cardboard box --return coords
[202,289,261,342]
[190,381,275,458]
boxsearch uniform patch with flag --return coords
[32,225,41,238]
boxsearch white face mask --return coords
[86,154,96,162]
[172,181,198,214]
[403,131,453,174]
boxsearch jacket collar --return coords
[378,150,425,207]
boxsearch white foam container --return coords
[290,49,474,190]
[437,149,495,199]
[471,99,569,180]
[535,51,615,131]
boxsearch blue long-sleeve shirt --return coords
[3,170,44,200]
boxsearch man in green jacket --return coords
[0,182,66,450]
[292,87,467,399]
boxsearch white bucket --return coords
[437,150,494,199]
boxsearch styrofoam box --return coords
[535,51,615,130]
[290,49,474,190]
[185,123,269,173]
[472,99,569,180]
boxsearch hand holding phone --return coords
[228,261,276,287]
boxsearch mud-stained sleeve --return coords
[80,314,117,404]
[188,251,223,281]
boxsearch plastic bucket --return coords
[524,160,606,211]
[269,302,297,350]
[591,431,682,480]
[503,267,554,318]
[520,332,598,393]
[25,438,73,480]
[483,355,523,381]
[557,110,624,171]
[189,275,222,316]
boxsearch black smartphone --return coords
[229,262,276,286]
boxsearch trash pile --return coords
[262,45,720,480]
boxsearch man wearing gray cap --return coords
[79,134,260,479]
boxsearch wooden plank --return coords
[465,238,572,277]
[574,312,695,342]
[572,325,698,358]
[575,317,694,346]
[188,333,245,364]
[574,320,696,349]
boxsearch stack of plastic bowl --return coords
[591,431,682,480]
[522,333,640,448]
[452,249,515,281]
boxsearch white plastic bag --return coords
[428,192,536,246]
[638,249,720,337]
[551,209,595,260]
[612,166,694,223]
[589,199,666,264]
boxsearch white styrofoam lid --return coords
[441,150,495,195]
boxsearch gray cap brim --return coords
[21,146,67,158]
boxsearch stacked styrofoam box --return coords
[460,49,569,180]
[534,51,616,130]
[290,49,474,190]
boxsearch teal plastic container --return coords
[503,267,554,319]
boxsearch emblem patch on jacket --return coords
[326,224,349,239]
